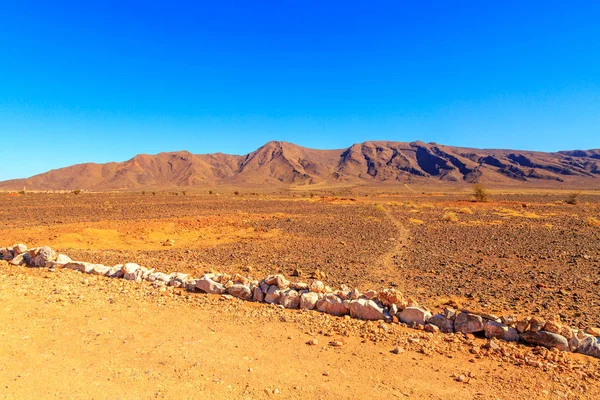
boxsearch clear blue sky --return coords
[1,1,599,181]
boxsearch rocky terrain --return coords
[1,141,599,190]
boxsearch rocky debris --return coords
[348,299,386,320]
[0,247,14,261]
[28,246,57,267]
[521,331,570,352]
[316,294,348,316]
[228,284,252,301]
[484,321,519,342]
[378,288,406,308]
[300,291,319,310]
[196,276,226,294]
[398,307,431,325]
[454,312,484,334]
[280,289,301,309]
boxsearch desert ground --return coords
[1,188,600,399]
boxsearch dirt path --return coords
[371,207,411,287]
[1,264,597,399]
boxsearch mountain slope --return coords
[1,141,599,190]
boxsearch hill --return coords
[1,141,599,190]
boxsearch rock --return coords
[264,285,281,304]
[484,321,519,342]
[543,318,563,334]
[348,299,386,320]
[195,277,226,294]
[378,288,405,307]
[12,244,27,255]
[55,254,72,264]
[391,346,404,354]
[147,272,172,283]
[521,330,570,352]
[442,308,457,320]
[28,246,56,267]
[389,304,398,317]
[264,274,289,290]
[363,290,378,300]
[347,288,361,300]
[259,281,270,294]
[91,264,111,276]
[516,318,530,333]
[64,261,90,272]
[292,268,302,277]
[291,282,309,291]
[528,316,545,332]
[121,263,141,280]
[300,291,319,310]
[398,307,431,325]
[424,324,440,333]
[454,312,484,334]
[0,248,14,261]
[316,294,348,316]
[306,338,318,346]
[252,286,265,302]
[575,336,600,358]
[8,253,27,266]
[311,269,327,280]
[428,314,454,333]
[309,280,326,293]
[585,327,600,337]
[280,289,301,309]
[228,284,252,300]
[107,265,124,278]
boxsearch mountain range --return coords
[1,141,599,190]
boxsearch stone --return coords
[528,316,545,332]
[363,290,378,300]
[585,327,600,337]
[195,277,226,294]
[316,294,348,316]
[442,308,457,320]
[28,246,57,267]
[309,280,326,293]
[378,288,405,307]
[348,299,386,320]
[121,263,141,280]
[252,286,265,302]
[280,289,301,309]
[264,285,281,304]
[575,335,600,358]
[516,318,530,333]
[389,304,398,317]
[12,244,27,255]
[227,284,252,300]
[147,272,172,283]
[300,291,319,310]
[484,321,519,342]
[520,330,570,352]
[398,307,432,325]
[543,319,563,334]
[107,265,124,278]
[9,253,27,266]
[428,314,454,333]
[259,281,270,294]
[264,274,289,290]
[64,261,90,272]
[0,248,14,261]
[91,264,111,276]
[424,324,440,333]
[291,282,309,291]
[454,312,484,334]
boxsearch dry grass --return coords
[374,203,386,212]
[409,218,424,225]
[441,212,459,222]
[457,207,473,214]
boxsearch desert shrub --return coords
[208,190,213,195]
[457,207,473,214]
[181,191,186,196]
[408,218,424,225]
[442,212,459,222]
[565,192,580,205]
[374,203,386,212]
[587,217,600,227]
[233,191,240,196]
[472,184,488,202]
[72,189,82,195]
[141,191,146,195]
[152,191,156,196]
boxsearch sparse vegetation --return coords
[472,184,488,202]
[408,218,424,225]
[234,191,240,196]
[587,217,600,227]
[72,189,82,195]
[457,207,473,214]
[181,191,186,196]
[208,190,213,195]
[566,192,580,205]
[441,212,459,222]
[374,203,386,212]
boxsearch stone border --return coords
[2,244,600,359]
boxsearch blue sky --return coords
[1,1,599,181]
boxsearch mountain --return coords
[1,141,599,190]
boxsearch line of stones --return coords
[2,244,600,359]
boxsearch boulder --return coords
[12,244,27,255]
[484,321,519,342]
[195,277,226,294]
[0,248,14,261]
[316,294,348,316]
[264,285,281,304]
[521,330,570,352]
[64,261,90,272]
[28,246,56,267]
[122,263,141,280]
[428,314,454,333]
[454,312,484,334]
[9,253,27,266]
[280,289,301,309]
[252,286,265,302]
[264,274,289,290]
[575,336,600,358]
[91,264,111,276]
[528,316,545,332]
[107,265,124,278]
[348,299,386,320]
[300,291,319,310]
[378,289,406,307]
[398,307,431,325]
[228,284,252,301]
[309,280,326,293]
[146,272,172,283]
